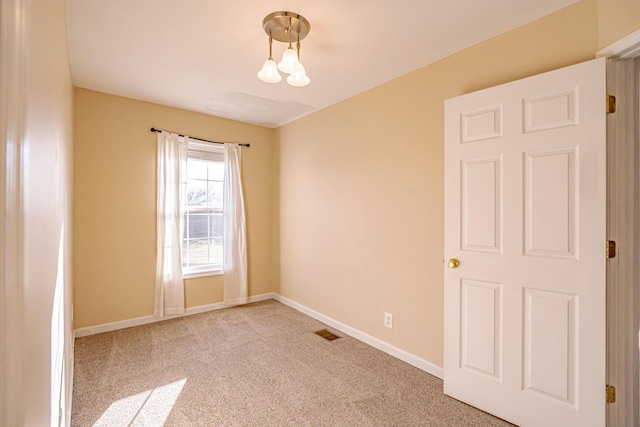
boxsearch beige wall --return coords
[598,0,640,49]
[73,89,274,328]
[274,0,634,367]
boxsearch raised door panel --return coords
[460,279,503,380]
[461,157,502,253]
[523,288,577,406]
[523,147,578,259]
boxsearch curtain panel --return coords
[154,131,187,316]
[223,144,248,306]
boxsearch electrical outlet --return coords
[384,312,393,329]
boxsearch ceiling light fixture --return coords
[257,11,310,87]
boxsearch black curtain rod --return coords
[150,128,250,148]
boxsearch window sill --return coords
[182,269,223,280]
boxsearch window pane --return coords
[185,239,209,266]
[186,179,207,207]
[209,213,223,238]
[207,181,223,208]
[208,162,224,181]
[209,238,223,265]
[186,213,209,239]
[187,159,208,180]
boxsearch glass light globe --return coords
[257,59,281,83]
[278,47,299,74]
[286,63,310,87]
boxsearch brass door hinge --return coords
[606,240,616,259]
[607,95,616,113]
[606,385,616,403]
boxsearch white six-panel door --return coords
[444,58,606,427]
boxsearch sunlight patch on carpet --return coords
[93,379,186,426]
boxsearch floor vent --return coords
[314,329,340,341]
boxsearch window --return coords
[182,142,224,276]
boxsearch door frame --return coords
[598,30,640,426]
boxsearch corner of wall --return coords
[271,128,282,295]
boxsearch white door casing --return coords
[599,30,640,425]
[444,58,606,426]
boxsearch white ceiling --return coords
[66,0,578,128]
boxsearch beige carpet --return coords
[72,299,513,426]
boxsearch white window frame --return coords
[182,141,224,278]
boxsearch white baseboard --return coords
[72,292,443,380]
[73,293,277,338]
[273,295,444,379]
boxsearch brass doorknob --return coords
[447,258,460,269]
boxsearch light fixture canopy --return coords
[258,11,311,87]
[262,11,310,45]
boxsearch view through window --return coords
[182,146,224,274]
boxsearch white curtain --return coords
[223,143,248,306]
[154,131,187,316]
